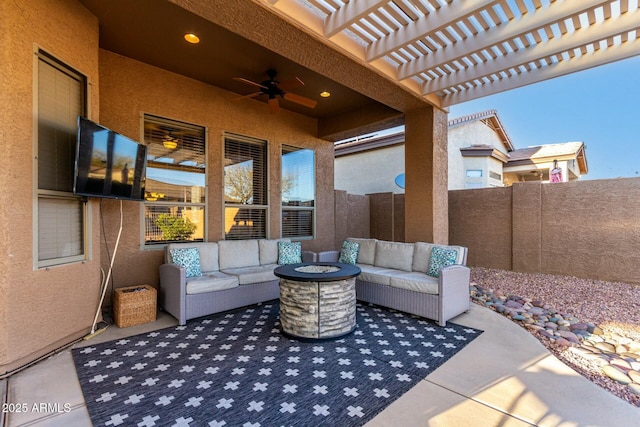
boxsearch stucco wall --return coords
[98,50,335,294]
[1,0,102,372]
[334,191,370,249]
[335,145,405,195]
[448,121,508,190]
[449,178,640,284]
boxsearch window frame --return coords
[281,144,316,240]
[141,114,207,247]
[223,133,269,240]
[33,48,90,269]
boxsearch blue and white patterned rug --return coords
[73,302,481,426]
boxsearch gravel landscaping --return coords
[470,267,640,408]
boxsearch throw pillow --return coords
[278,241,302,265]
[338,240,359,265]
[427,246,458,278]
[170,247,202,278]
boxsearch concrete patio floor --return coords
[2,303,637,427]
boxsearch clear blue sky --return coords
[448,55,640,181]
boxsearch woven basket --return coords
[113,285,157,328]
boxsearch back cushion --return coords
[218,240,260,269]
[166,242,219,272]
[373,240,414,272]
[412,242,467,273]
[411,242,435,273]
[259,238,290,265]
[347,238,377,265]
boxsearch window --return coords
[282,145,315,239]
[224,134,268,240]
[143,115,206,245]
[466,170,482,178]
[490,171,502,180]
[36,51,87,267]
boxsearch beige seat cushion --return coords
[347,238,377,265]
[389,271,439,295]
[166,242,219,272]
[218,240,260,269]
[221,264,278,285]
[373,240,414,272]
[258,239,290,265]
[185,271,238,295]
[412,242,466,273]
[356,264,396,286]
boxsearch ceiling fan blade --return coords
[283,92,317,109]
[279,77,304,92]
[233,77,268,90]
[268,98,280,114]
[233,92,262,101]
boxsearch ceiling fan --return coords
[233,69,318,114]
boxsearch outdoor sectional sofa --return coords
[320,238,471,326]
[159,239,313,325]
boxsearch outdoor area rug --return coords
[72,302,482,426]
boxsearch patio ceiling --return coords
[263,0,640,108]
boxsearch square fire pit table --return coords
[274,262,361,340]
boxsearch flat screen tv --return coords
[74,116,147,200]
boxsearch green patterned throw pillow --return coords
[278,241,302,265]
[427,246,458,278]
[170,247,202,278]
[338,240,359,265]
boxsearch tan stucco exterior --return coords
[0,0,102,373]
[0,0,336,372]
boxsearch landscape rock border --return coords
[471,283,640,407]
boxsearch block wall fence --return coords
[334,177,640,285]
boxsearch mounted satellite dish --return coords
[395,173,405,189]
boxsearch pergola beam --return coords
[441,32,640,106]
[423,8,640,95]
[366,0,502,62]
[324,0,382,38]
[397,0,612,81]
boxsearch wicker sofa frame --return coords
[320,239,471,326]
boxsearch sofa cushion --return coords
[356,264,396,286]
[389,271,439,295]
[278,241,302,265]
[411,242,435,273]
[427,246,459,278]
[338,240,359,265]
[218,240,260,269]
[170,248,201,278]
[412,243,466,273]
[259,238,291,265]
[221,264,278,285]
[185,272,238,295]
[167,242,219,272]
[373,240,414,272]
[347,238,376,265]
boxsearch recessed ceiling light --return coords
[184,33,200,44]
[320,91,331,98]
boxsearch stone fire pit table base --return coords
[275,262,361,340]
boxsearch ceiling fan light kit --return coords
[233,69,318,114]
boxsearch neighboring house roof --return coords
[459,144,510,163]
[507,141,588,174]
[448,110,514,152]
[335,109,512,156]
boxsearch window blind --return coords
[224,134,268,240]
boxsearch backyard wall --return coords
[338,178,640,285]
[450,178,640,284]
